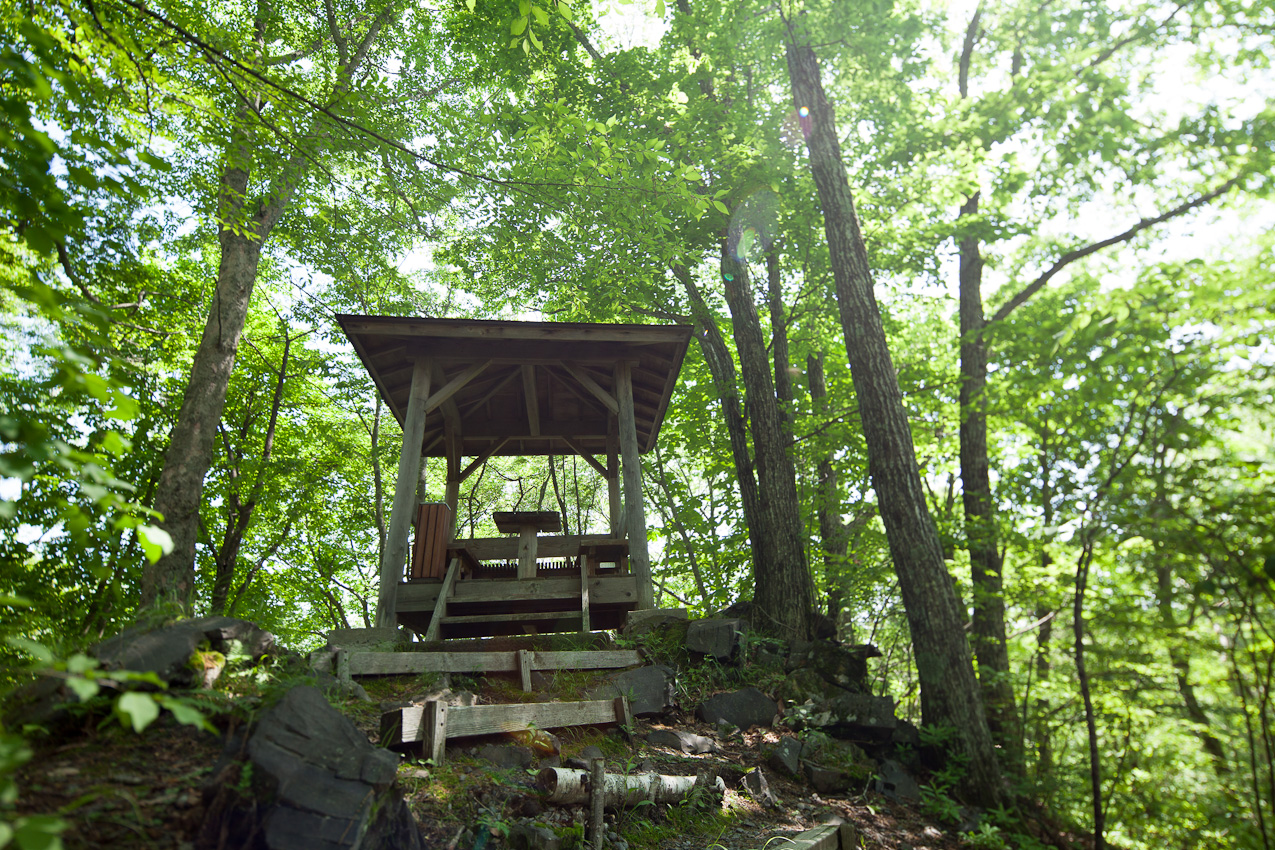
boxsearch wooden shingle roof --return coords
[337,315,692,458]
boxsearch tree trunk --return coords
[957,191,1018,762]
[720,244,815,639]
[140,0,397,609]
[808,352,850,632]
[673,263,764,574]
[144,229,263,608]
[1074,539,1105,850]
[784,35,1003,805]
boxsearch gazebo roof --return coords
[337,315,693,459]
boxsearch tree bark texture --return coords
[785,36,1003,805]
[720,244,816,640]
[957,192,1018,760]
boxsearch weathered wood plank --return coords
[349,648,642,677]
[445,699,621,738]
[774,825,840,850]
[615,363,653,609]
[393,575,641,612]
[441,611,582,626]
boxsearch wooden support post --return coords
[423,700,448,764]
[518,649,533,692]
[613,695,634,738]
[615,363,653,609]
[580,560,591,633]
[517,526,539,580]
[589,758,606,850]
[376,358,431,628]
[606,416,621,538]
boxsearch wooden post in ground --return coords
[376,358,431,628]
[615,363,653,609]
[423,700,448,764]
[589,758,606,850]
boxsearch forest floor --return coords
[11,670,1074,850]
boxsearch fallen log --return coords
[536,767,723,809]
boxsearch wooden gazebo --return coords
[337,316,692,639]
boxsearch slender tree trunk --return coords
[674,263,764,574]
[1074,539,1105,850]
[784,34,1003,805]
[140,0,397,609]
[958,191,1018,762]
[808,352,851,632]
[720,244,815,639]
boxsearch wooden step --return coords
[440,611,583,626]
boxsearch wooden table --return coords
[493,511,562,579]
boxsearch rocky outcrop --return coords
[197,685,422,850]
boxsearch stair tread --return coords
[441,611,584,625]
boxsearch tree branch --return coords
[990,175,1241,324]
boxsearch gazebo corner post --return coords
[616,362,654,609]
[376,357,432,629]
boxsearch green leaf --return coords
[115,692,160,733]
[13,814,67,850]
[6,638,53,664]
[136,525,173,563]
[158,696,215,732]
[712,200,729,214]
[532,5,549,25]
[65,676,99,702]
[511,15,527,35]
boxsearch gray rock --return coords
[766,737,801,777]
[646,729,717,754]
[477,744,535,770]
[199,684,421,850]
[589,665,676,716]
[785,640,880,693]
[740,767,778,807]
[579,745,605,761]
[509,822,561,850]
[697,687,777,730]
[875,758,920,801]
[686,619,745,660]
[826,692,896,734]
[802,762,851,795]
[93,616,276,688]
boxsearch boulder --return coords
[826,692,896,737]
[478,744,536,770]
[740,767,778,807]
[802,762,851,795]
[509,822,562,850]
[588,665,675,716]
[94,616,275,688]
[766,737,802,778]
[686,619,745,660]
[198,684,421,850]
[697,687,777,730]
[785,640,880,693]
[874,759,921,801]
[646,729,717,755]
